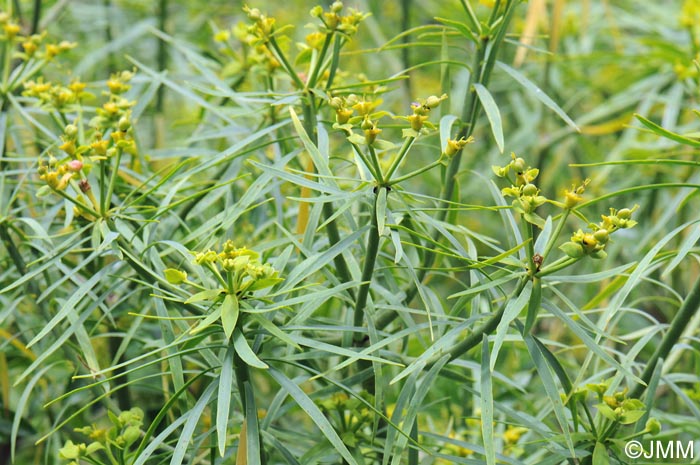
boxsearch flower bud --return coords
[328,96,343,109]
[64,124,78,139]
[246,7,262,21]
[118,116,131,132]
[310,5,323,17]
[331,1,343,12]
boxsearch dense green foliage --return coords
[1,1,699,464]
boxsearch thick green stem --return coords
[156,0,168,114]
[384,136,415,181]
[541,210,570,262]
[353,188,382,343]
[30,0,41,34]
[629,272,700,399]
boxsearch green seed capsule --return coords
[593,229,609,244]
[522,183,538,196]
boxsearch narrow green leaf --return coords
[233,328,268,369]
[12,362,63,462]
[662,224,700,278]
[244,381,262,465]
[497,61,579,131]
[268,368,358,465]
[190,307,222,335]
[221,294,240,340]
[170,382,217,465]
[491,281,533,370]
[523,333,575,456]
[449,272,526,299]
[26,268,109,348]
[217,347,235,457]
[634,113,700,147]
[185,288,224,304]
[377,187,388,236]
[289,107,336,183]
[473,83,504,153]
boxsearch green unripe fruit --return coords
[646,418,661,435]
[522,183,538,196]
[118,116,131,132]
[617,208,631,219]
[512,157,526,172]
[593,229,609,244]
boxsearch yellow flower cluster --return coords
[309,1,369,36]
[560,205,638,260]
[191,240,282,294]
[23,78,90,111]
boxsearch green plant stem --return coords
[367,145,383,185]
[353,188,382,343]
[324,37,343,91]
[307,32,332,89]
[536,256,579,277]
[30,0,41,34]
[268,36,304,89]
[155,0,168,114]
[525,221,535,269]
[103,149,123,216]
[350,141,381,182]
[388,158,442,186]
[541,210,570,262]
[298,79,355,301]
[629,271,700,399]
[384,136,415,181]
[53,188,101,219]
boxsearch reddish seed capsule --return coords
[67,160,83,172]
